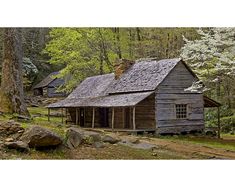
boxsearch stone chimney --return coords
[114,59,135,79]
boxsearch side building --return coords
[33,72,66,98]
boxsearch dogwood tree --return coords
[181,28,235,106]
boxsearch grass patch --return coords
[28,107,50,116]
[159,135,235,152]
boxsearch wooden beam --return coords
[92,108,95,128]
[133,107,136,130]
[84,108,86,127]
[76,108,78,125]
[122,108,125,128]
[48,108,50,122]
[129,107,131,129]
[112,108,115,131]
[65,108,67,124]
[217,106,221,139]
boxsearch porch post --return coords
[61,108,64,124]
[112,108,115,131]
[76,108,78,125]
[65,108,67,124]
[133,107,136,130]
[92,108,95,128]
[48,108,50,122]
[217,106,221,139]
[122,108,125,128]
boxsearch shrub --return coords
[206,116,235,133]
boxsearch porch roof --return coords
[203,96,221,108]
[47,91,154,108]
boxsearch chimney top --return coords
[114,59,135,79]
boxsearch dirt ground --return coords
[141,137,235,159]
[1,133,235,159]
[64,133,235,159]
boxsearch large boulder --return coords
[0,120,25,136]
[102,135,120,144]
[83,131,102,144]
[65,128,103,148]
[4,141,29,152]
[65,128,84,149]
[93,141,105,149]
[20,126,63,148]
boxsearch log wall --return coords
[155,61,204,134]
[47,78,67,98]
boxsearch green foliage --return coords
[44,28,198,92]
[206,115,235,133]
[44,28,118,92]
[205,107,235,133]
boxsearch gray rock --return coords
[5,141,29,152]
[93,141,105,149]
[102,135,120,144]
[0,120,25,136]
[12,114,31,121]
[129,138,140,144]
[65,128,83,149]
[20,126,63,148]
[30,103,39,107]
[5,138,14,142]
[83,131,102,143]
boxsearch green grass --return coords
[0,106,67,137]
[27,107,49,116]
[159,135,235,152]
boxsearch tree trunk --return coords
[114,28,122,59]
[0,28,29,116]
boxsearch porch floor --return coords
[83,127,156,133]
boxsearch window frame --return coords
[175,104,188,119]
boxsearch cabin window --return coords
[175,104,187,119]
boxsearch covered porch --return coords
[204,96,222,138]
[47,91,156,132]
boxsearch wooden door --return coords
[124,108,130,129]
[99,108,109,127]
[80,108,85,127]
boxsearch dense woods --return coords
[0,28,234,125]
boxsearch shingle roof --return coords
[47,73,115,108]
[108,58,181,94]
[47,58,185,108]
[48,91,153,108]
[34,72,59,89]
[67,73,115,99]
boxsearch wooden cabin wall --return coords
[156,61,204,134]
[156,62,198,94]
[47,78,67,98]
[108,107,125,129]
[84,108,92,127]
[68,108,76,122]
[135,94,155,129]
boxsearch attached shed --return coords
[48,58,220,134]
[33,72,67,98]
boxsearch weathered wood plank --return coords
[92,108,95,128]
[133,107,136,130]
[112,108,114,131]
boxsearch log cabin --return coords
[33,72,67,97]
[47,58,221,134]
